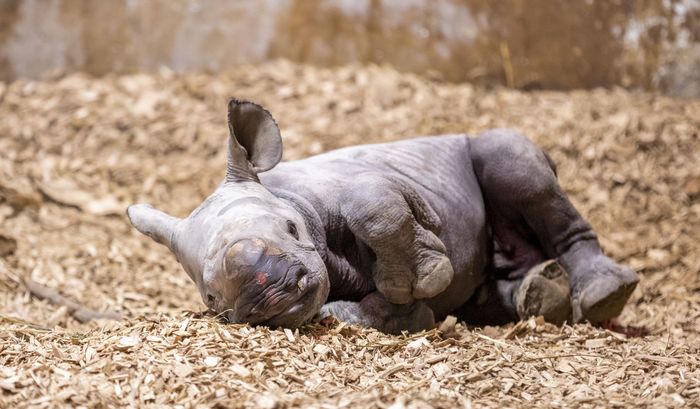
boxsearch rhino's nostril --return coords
[296,267,309,292]
[206,293,216,306]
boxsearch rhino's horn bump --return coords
[127,204,181,251]
[226,99,283,182]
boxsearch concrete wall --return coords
[1,0,699,96]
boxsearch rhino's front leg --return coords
[318,292,435,334]
[340,175,454,304]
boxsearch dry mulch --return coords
[0,61,698,408]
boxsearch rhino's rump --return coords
[262,134,489,317]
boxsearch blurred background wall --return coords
[1,0,699,96]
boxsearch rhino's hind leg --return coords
[470,129,639,324]
[457,260,571,325]
[316,292,435,334]
[515,260,571,324]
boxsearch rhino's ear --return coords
[226,99,283,182]
[127,204,181,251]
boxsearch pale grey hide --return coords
[127,100,639,334]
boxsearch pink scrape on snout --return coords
[256,272,268,286]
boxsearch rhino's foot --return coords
[571,259,638,324]
[412,254,454,299]
[515,259,572,325]
[560,241,639,324]
[316,292,435,334]
[373,248,454,305]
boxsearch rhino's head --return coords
[127,100,330,328]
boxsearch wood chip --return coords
[174,364,194,378]
[230,364,252,378]
[116,336,140,350]
[585,338,607,349]
[203,356,220,367]
[284,328,295,342]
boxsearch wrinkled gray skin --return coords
[128,99,639,333]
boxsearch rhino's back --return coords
[262,134,489,317]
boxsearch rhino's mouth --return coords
[260,291,316,327]
[227,263,321,327]
[228,284,318,328]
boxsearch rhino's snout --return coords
[235,264,313,321]
[202,236,327,328]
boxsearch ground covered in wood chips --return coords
[1,61,699,408]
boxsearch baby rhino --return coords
[128,100,639,334]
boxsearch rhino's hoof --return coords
[315,304,334,322]
[572,260,639,324]
[516,260,572,325]
[412,256,454,299]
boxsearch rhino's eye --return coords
[287,220,299,240]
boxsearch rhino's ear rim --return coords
[127,204,181,251]
[226,99,283,181]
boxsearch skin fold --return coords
[128,99,639,334]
